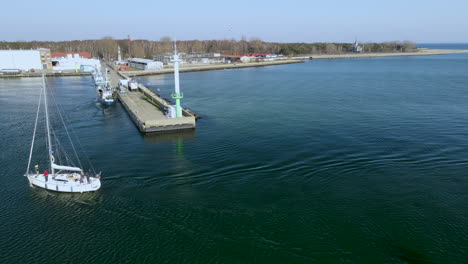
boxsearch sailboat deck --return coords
[27,174,101,193]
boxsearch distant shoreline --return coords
[125,48,468,76]
[124,48,468,77]
[1,49,467,79]
[293,48,468,60]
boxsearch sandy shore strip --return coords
[295,48,468,60]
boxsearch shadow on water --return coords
[390,246,436,264]
[143,129,196,166]
[142,129,196,144]
[28,185,102,206]
[144,129,197,185]
[93,101,122,120]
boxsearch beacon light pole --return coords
[172,41,183,118]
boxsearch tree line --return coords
[0,37,416,59]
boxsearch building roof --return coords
[239,53,267,57]
[222,54,242,58]
[51,52,92,59]
[129,58,158,64]
[0,50,38,53]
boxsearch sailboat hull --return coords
[27,174,101,193]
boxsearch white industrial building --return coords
[128,58,163,70]
[184,53,224,64]
[153,53,225,65]
[0,50,42,70]
[52,54,101,71]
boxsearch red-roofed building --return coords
[239,53,267,57]
[51,52,92,59]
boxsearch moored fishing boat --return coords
[94,73,106,85]
[97,84,115,105]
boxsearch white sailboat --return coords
[25,73,101,193]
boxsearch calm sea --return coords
[1,45,467,263]
[418,43,468,50]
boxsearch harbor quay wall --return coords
[116,90,196,133]
[122,59,303,77]
[0,71,91,78]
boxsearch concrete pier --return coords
[107,66,196,133]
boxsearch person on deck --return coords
[44,170,49,182]
[35,165,39,175]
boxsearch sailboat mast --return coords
[42,73,54,174]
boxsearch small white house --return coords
[240,56,251,63]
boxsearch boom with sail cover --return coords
[52,164,82,172]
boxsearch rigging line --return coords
[44,116,49,170]
[54,134,77,168]
[26,86,43,175]
[51,131,63,165]
[57,103,83,169]
[60,102,92,170]
[69,126,97,174]
[48,81,83,169]
[71,124,96,174]
[44,76,96,175]
[52,89,96,175]
[51,108,77,168]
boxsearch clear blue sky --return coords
[2,0,467,43]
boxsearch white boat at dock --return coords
[94,74,106,85]
[97,84,115,105]
[92,67,107,85]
